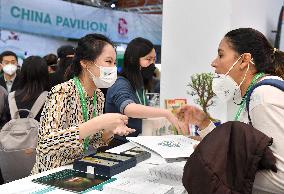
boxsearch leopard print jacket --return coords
[31,79,106,174]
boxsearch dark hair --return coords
[0,51,18,63]
[70,33,114,77]
[121,37,154,90]
[15,56,49,102]
[43,53,57,66]
[54,46,75,81]
[58,56,74,81]
[57,45,75,59]
[43,53,58,72]
[225,28,284,79]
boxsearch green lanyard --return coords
[73,77,97,152]
[136,89,146,105]
[234,73,265,121]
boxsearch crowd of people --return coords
[0,28,283,193]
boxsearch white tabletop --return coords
[0,142,187,194]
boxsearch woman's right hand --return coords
[79,113,135,140]
[177,105,210,130]
[98,113,128,129]
[164,110,188,135]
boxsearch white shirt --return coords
[199,76,284,194]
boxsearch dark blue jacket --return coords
[105,76,146,138]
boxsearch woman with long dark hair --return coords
[7,56,50,121]
[105,37,184,141]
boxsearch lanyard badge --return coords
[234,73,265,121]
[136,89,146,105]
[73,77,97,153]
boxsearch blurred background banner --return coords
[0,0,162,45]
[0,29,75,60]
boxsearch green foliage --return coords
[187,73,216,114]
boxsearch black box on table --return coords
[121,146,151,163]
[73,152,137,177]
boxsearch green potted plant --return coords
[187,72,220,124]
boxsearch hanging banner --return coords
[0,0,162,44]
[0,29,75,61]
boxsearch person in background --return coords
[0,56,49,184]
[2,56,49,183]
[3,56,50,122]
[49,45,75,87]
[31,33,134,174]
[105,37,184,145]
[43,53,58,74]
[178,28,284,194]
[0,51,20,93]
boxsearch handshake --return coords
[168,105,211,136]
[95,105,211,138]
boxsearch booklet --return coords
[104,161,186,194]
[103,177,175,194]
[149,162,186,182]
[32,169,115,193]
[127,135,198,159]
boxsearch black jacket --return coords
[0,74,20,92]
[182,121,277,194]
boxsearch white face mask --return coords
[212,55,250,102]
[87,64,117,88]
[2,64,17,76]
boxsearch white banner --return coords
[0,0,162,44]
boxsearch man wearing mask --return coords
[0,51,20,93]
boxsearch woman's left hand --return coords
[112,125,136,136]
